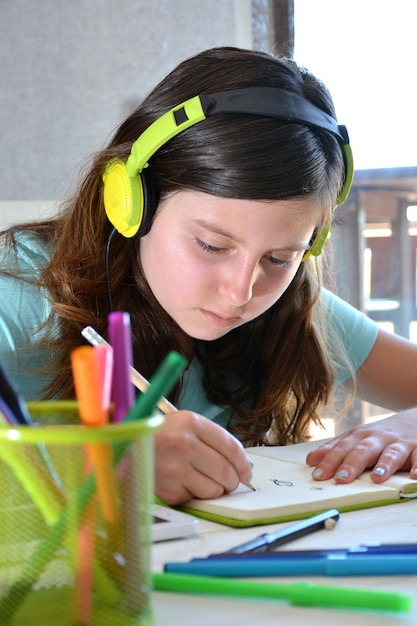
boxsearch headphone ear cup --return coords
[336,143,354,206]
[301,222,331,261]
[102,159,144,238]
[135,170,159,237]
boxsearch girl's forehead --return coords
[192,193,328,229]
[162,189,325,215]
[157,191,321,245]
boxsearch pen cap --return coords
[288,582,412,612]
[93,344,113,415]
[71,346,109,425]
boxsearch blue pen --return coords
[0,356,64,491]
[0,357,32,425]
[0,396,20,425]
[216,509,340,555]
[164,553,417,577]
[206,543,417,559]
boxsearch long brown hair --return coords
[1,47,349,445]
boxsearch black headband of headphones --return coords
[103,87,353,243]
[177,88,349,145]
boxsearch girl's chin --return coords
[184,329,231,341]
[173,311,247,340]
[180,323,243,341]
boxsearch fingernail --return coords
[335,469,349,479]
[413,468,417,476]
[312,468,323,478]
[372,467,385,477]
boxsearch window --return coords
[294,1,417,432]
[294,0,417,170]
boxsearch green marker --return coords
[123,350,187,424]
[152,572,412,613]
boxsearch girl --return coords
[1,47,417,504]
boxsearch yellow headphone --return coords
[102,87,353,256]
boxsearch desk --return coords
[151,499,417,625]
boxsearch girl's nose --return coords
[218,258,258,306]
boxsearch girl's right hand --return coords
[153,410,253,505]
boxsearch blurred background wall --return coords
[0,0,268,201]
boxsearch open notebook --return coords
[178,438,417,527]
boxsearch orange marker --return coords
[71,345,117,623]
[71,345,111,426]
[75,498,96,624]
[71,345,121,527]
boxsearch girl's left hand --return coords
[306,409,417,484]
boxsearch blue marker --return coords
[164,554,417,577]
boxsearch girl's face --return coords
[139,190,321,341]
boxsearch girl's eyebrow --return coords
[193,218,311,252]
[193,218,241,241]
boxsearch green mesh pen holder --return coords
[0,401,163,626]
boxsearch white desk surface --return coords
[151,499,417,625]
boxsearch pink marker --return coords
[108,311,135,422]
[108,312,139,610]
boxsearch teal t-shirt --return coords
[0,232,379,424]
[178,291,379,428]
[0,233,55,398]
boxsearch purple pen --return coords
[108,311,135,422]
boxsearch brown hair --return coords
[1,47,349,445]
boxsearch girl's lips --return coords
[200,308,241,328]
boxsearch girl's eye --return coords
[195,237,296,268]
[195,238,224,253]
[266,255,294,269]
